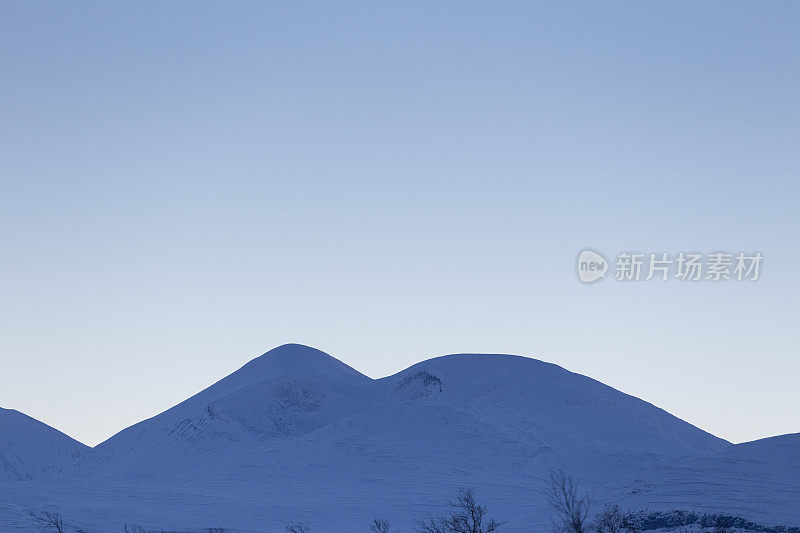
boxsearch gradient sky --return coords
[1,1,798,447]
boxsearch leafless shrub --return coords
[370,518,392,533]
[286,522,310,533]
[593,503,638,533]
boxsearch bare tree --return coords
[416,488,504,533]
[546,471,591,533]
[593,504,638,533]
[370,518,392,533]
[29,510,66,533]
[286,522,310,533]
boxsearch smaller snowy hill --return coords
[0,407,87,481]
[603,433,800,528]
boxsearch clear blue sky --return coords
[1,1,798,446]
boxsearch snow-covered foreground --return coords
[0,344,797,532]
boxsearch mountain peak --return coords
[243,343,367,380]
[259,343,336,364]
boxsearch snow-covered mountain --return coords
[0,344,797,532]
[68,344,725,480]
[0,407,87,481]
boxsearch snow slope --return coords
[0,407,87,481]
[0,344,796,532]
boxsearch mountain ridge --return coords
[61,344,727,480]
